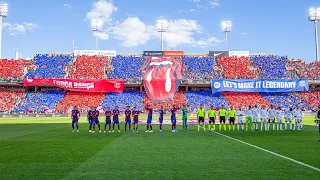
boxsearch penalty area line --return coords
[214,132,320,172]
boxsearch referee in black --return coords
[316,105,320,142]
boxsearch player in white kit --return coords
[275,106,283,131]
[267,105,276,131]
[252,104,259,131]
[293,105,303,130]
[284,107,294,130]
[236,107,245,131]
[260,105,268,131]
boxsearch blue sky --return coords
[1,0,320,62]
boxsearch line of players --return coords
[197,104,303,132]
[70,103,303,133]
[70,104,186,133]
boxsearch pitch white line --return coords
[215,132,320,172]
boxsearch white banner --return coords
[229,51,250,57]
[74,50,117,57]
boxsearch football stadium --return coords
[0,1,320,180]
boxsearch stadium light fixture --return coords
[309,8,320,62]
[221,20,232,51]
[0,3,8,59]
[157,20,168,51]
[92,19,103,50]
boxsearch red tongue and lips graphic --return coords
[144,57,183,102]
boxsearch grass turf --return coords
[0,116,319,180]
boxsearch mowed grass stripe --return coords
[0,124,123,180]
[63,125,318,180]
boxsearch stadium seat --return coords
[0,59,32,79]
[144,92,187,110]
[108,55,145,80]
[0,90,23,113]
[13,90,65,113]
[68,55,110,79]
[299,90,320,109]
[216,56,257,79]
[291,60,320,80]
[222,92,270,108]
[251,56,293,78]
[99,90,144,111]
[260,92,309,109]
[185,90,228,112]
[182,56,219,80]
[54,92,105,113]
[25,54,74,78]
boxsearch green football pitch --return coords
[0,116,319,180]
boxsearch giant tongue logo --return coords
[143,57,183,102]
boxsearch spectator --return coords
[13,90,65,113]
[182,56,219,80]
[261,92,309,110]
[222,92,270,108]
[26,54,73,78]
[0,90,23,113]
[100,90,144,111]
[144,92,187,110]
[216,56,257,79]
[0,59,32,79]
[108,55,145,80]
[69,55,110,79]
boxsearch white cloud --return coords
[209,0,221,8]
[241,32,247,35]
[190,0,200,2]
[86,0,118,40]
[64,4,71,10]
[3,22,39,36]
[110,17,152,47]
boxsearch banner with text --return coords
[211,79,308,93]
[24,79,124,93]
[74,50,117,57]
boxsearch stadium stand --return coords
[216,56,256,79]
[25,54,73,78]
[13,90,65,113]
[108,55,144,80]
[251,56,293,78]
[260,92,309,109]
[222,92,270,108]
[299,90,320,108]
[185,90,228,111]
[0,59,32,79]
[99,90,144,111]
[144,92,187,110]
[182,56,219,80]
[0,90,23,113]
[54,92,105,113]
[291,60,320,80]
[69,55,110,79]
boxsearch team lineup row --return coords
[69,104,305,133]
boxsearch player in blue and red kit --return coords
[112,106,121,132]
[124,106,132,132]
[171,105,179,132]
[91,107,101,133]
[71,106,80,132]
[158,106,165,133]
[145,104,153,132]
[104,107,112,133]
[88,107,93,132]
[132,107,140,132]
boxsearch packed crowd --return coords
[68,55,110,79]
[0,90,23,113]
[299,90,320,108]
[13,90,65,113]
[144,92,187,110]
[182,56,219,80]
[54,92,105,113]
[108,55,144,80]
[260,92,309,110]
[222,92,270,108]
[26,54,74,78]
[99,90,144,111]
[291,61,320,80]
[216,56,256,79]
[0,59,32,79]
[185,90,228,111]
[251,56,293,78]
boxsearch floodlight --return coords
[309,7,320,62]
[0,3,8,17]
